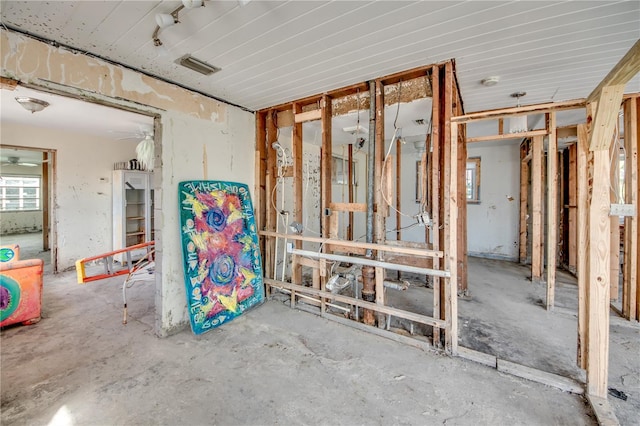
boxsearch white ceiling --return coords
[1,1,638,113]
[1,85,155,164]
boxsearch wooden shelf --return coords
[126,231,145,236]
[127,216,145,220]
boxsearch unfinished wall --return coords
[0,122,138,267]
[0,163,43,235]
[2,29,255,336]
[467,142,520,261]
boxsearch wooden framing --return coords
[583,41,639,399]
[622,96,639,320]
[531,135,544,281]
[577,124,589,370]
[321,95,332,239]
[292,103,303,284]
[430,64,442,345]
[568,143,578,272]
[256,61,461,351]
[546,113,558,309]
[519,143,529,264]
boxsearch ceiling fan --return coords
[1,156,39,167]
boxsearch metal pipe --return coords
[287,245,451,278]
[366,80,376,255]
[383,280,409,291]
[361,265,376,325]
[270,286,350,313]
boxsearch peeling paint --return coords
[1,30,227,122]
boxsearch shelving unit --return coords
[113,170,154,263]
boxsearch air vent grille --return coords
[175,54,221,76]
[413,119,426,126]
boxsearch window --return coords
[332,155,357,185]
[466,158,481,203]
[0,175,41,211]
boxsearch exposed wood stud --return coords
[568,144,578,271]
[519,143,529,264]
[546,113,558,310]
[577,124,589,369]
[431,64,442,345]
[531,135,544,281]
[348,144,354,240]
[374,79,386,246]
[265,111,278,279]
[446,114,459,355]
[586,148,611,398]
[610,140,620,301]
[623,97,638,320]
[321,95,333,240]
[292,103,303,284]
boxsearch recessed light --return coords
[480,76,500,87]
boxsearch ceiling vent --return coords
[413,119,426,126]
[175,54,221,76]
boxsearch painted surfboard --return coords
[179,181,264,335]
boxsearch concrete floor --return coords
[1,265,601,425]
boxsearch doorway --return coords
[0,146,56,273]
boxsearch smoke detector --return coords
[480,76,500,87]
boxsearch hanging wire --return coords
[381,80,413,219]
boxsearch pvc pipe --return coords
[287,245,450,278]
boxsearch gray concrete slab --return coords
[1,269,595,425]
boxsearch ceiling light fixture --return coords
[480,76,500,87]
[508,91,528,133]
[152,1,205,55]
[156,13,178,28]
[182,0,204,8]
[15,97,49,114]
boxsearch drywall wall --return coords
[155,108,255,335]
[0,163,43,235]
[2,29,255,336]
[466,141,520,260]
[0,122,138,267]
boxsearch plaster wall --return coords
[0,122,138,266]
[0,163,43,235]
[466,142,521,260]
[156,110,255,333]
[2,29,255,336]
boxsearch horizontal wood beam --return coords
[294,109,322,123]
[265,278,446,329]
[588,39,640,103]
[259,230,444,258]
[329,202,367,212]
[452,98,586,123]
[467,129,548,143]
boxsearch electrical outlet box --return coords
[610,204,636,217]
